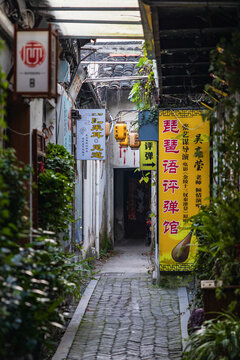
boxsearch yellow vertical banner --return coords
[158,110,210,271]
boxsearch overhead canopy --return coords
[139,0,240,101]
[35,0,144,39]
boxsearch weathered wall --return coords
[105,88,140,245]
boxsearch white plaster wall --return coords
[107,90,140,169]
[105,89,141,247]
[29,99,43,237]
[98,160,106,231]
[110,116,140,169]
[83,160,96,254]
[82,140,110,256]
[30,99,44,131]
[106,137,114,242]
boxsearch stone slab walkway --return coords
[67,273,183,360]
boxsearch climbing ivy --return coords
[128,43,156,110]
[202,32,240,197]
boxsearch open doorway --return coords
[114,168,151,245]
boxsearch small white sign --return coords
[77,109,105,160]
[16,31,49,93]
[14,26,58,98]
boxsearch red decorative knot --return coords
[40,161,45,173]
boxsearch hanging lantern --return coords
[119,131,129,148]
[114,122,127,141]
[105,121,110,137]
[129,131,141,149]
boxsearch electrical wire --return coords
[7,126,30,136]
[170,109,208,131]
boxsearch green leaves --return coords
[0,144,92,358]
[128,42,156,110]
[38,144,75,236]
[191,195,240,286]
[183,314,240,360]
[0,230,93,358]
[139,172,150,184]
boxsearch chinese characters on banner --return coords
[76,109,105,160]
[159,110,210,271]
[140,141,157,170]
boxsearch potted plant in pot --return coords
[128,42,158,141]
[183,313,240,360]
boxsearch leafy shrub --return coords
[191,195,240,286]
[38,170,73,233]
[45,142,75,182]
[0,148,30,231]
[38,143,75,235]
[0,149,91,359]
[183,314,240,360]
[0,232,91,359]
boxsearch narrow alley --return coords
[53,243,189,360]
[1,1,240,359]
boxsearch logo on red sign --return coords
[20,41,46,68]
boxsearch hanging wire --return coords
[7,127,30,136]
[170,109,208,131]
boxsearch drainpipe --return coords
[29,101,33,242]
[95,160,100,258]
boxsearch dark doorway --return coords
[114,168,151,244]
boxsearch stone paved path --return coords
[67,273,182,360]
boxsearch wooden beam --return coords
[32,7,140,11]
[142,1,240,8]
[49,19,142,25]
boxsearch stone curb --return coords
[52,278,99,360]
[178,287,190,352]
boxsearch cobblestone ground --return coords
[67,273,182,360]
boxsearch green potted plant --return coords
[183,313,240,360]
[128,43,158,140]
[190,196,240,318]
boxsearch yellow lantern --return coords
[114,122,127,141]
[119,131,129,148]
[105,121,110,137]
[129,131,141,149]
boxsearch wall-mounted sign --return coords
[14,25,58,98]
[140,141,157,170]
[158,110,210,272]
[76,109,105,160]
